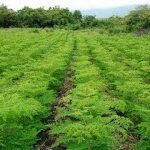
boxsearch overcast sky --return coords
[0,0,150,10]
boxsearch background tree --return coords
[73,10,82,23]
[0,5,16,27]
[82,15,98,28]
[126,5,150,32]
[0,4,150,33]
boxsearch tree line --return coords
[0,4,150,32]
[0,5,95,28]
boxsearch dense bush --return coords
[126,5,150,32]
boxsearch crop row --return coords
[0,29,73,149]
[0,30,149,150]
[92,33,150,149]
[49,34,130,149]
[48,32,150,150]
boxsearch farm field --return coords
[0,29,150,150]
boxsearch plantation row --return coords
[46,33,150,150]
[0,29,74,149]
[0,29,150,150]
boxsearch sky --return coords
[0,0,150,10]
